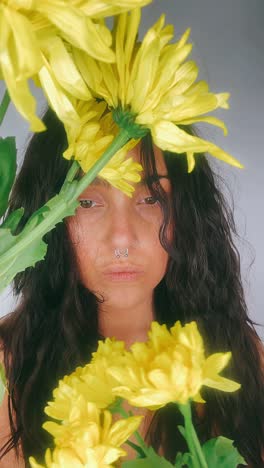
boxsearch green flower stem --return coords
[178,402,208,468]
[62,160,80,186]
[0,90,11,126]
[117,405,149,458]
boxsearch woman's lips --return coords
[103,266,144,281]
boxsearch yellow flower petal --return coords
[0,6,10,57]
[78,0,152,18]
[1,5,43,79]
[36,0,115,62]
[54,448,83,467]
[47,36,92,100]
[124,8,141,71]
[107,416,142,447]
[203,374,241,393]
[187,152,195,173]
[72,47,105,97]
[139,44,193,115]
[162,90,219,122]
[100,62,119,107]
[204,352,232,375]
[151,120,243,169]
[179,116,228,136]
[1,62,45,132]
[38,58,81,129]
[113,12,127,106]
[216,92,230,109]
[129,14,166,112]
[131,35,161,113]
[29,456,45,468]
[203,352,241,392]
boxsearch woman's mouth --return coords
[103,266,144,281]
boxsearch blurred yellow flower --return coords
[108,321,240,410]
[30,400,141,468]
[63,99,142,195]
[74,8,243,172]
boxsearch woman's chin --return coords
[95,288,150,312]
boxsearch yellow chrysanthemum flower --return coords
[0,1,153,131]
[30,400,142,468]
[73,8,243,172]
[107,321,240,410]
[63,99,142,195]
[45,338,128,422]
[0,0,116,131]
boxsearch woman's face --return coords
[67,143,171,310]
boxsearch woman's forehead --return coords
[127,141,168,175]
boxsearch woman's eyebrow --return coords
[140,175,170,185]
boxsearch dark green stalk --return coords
[0,90,11,126]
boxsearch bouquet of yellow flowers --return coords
[28,321,244,467]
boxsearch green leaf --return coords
[0,228,47,284]
[0,363,6,405]
[202,436,247,467]
[174,452,194,468]
[0,207,24,233]
[0,192,78,292]
[108,397,124,415]
[0,227,18,254]
[122,447,174,468]
[22,205,50,235]
[0,137,17,217]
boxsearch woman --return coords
[0,107,263,467]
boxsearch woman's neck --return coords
[98,296,155,348]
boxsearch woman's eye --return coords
[79,199,96,209]
[141,196,158,205]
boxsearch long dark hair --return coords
[0,108,263,466]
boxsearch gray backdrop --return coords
[0,0,263,338]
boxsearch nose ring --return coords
[114,248,129,258]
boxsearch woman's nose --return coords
[107,206,139,249]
